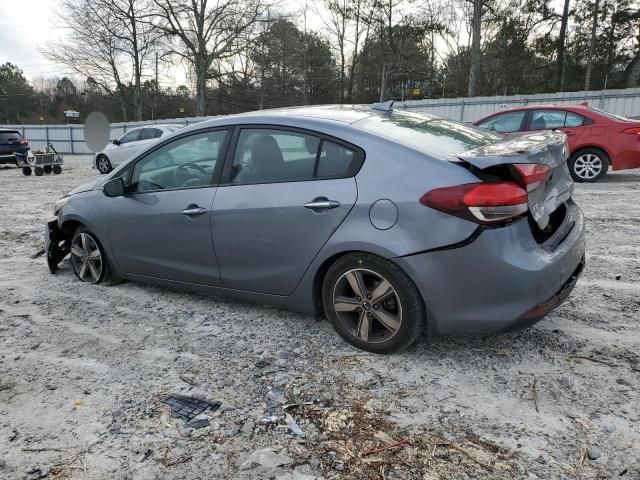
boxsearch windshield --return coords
[354,111,501,156]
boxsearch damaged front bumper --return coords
[45,219,70,273]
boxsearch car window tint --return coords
[130,130,228,193]
[140,128,157,140]
[317,141,356,177]
[0,131,22,143]
[530,110,566,130]
[120,130,140,144]
[231,129,320,184]
[565,112,585,127]
[477,111,526,133]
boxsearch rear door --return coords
[527,109,586,151]
[211,127,361,295]
[134,128,162,154]
[111,129,142,165]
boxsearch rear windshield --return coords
[587,106,631,122]
[0,131,23,143]
[353,111,500,156]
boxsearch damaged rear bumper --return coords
[45,219,70,273]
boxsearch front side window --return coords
[530,110,567,130]
[130,130,228,193]
[230,129,360,184]
[477,111,526,133]
[119,129,141,144]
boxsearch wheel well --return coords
[60,220,83,239]
[312,250,389,318]
[571,146,610,160]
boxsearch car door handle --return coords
[304,198,341,211]
[181,206,207,216]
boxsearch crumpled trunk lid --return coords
[456,130,573,230]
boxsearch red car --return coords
[473,104,640,182]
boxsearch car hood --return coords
[68,179,100,196]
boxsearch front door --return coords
[107,129,230,286]
[111,129,142,165]
[212,127,361,295]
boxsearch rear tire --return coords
[96,155,112,174]
[569,148,609,183]
[322,253,426,353]
[52,165,62,174]
[22,167,32,176]
[34,167,44,176]
[43,165,52,174]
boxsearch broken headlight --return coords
[53,196,69,216]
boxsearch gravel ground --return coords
[0,155,639,480]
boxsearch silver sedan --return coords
[46,105,585,353]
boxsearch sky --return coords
[0,0,324,89]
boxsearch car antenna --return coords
[371,100,394,112]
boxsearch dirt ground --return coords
[0,155,638,480]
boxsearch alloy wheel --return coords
[71,233,103,283]
[332,268,402,344]
[97,156,111,174]
[573,153,603,180]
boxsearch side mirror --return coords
[112,139,120,146]
[103,177,125,198]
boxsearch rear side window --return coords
[530,110,566,130]
[477,111,526,133]
[565,112,585,127]
[355,111,501,156]
[155,129,164,138]
[0,131,23,143]
[140,128,159,140]
[230,129,361,184]
[317,141,355,178]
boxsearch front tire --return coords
[70,227,108,284]
[96,155,112,174]
[322,253,426,353]
[569,148,609,183]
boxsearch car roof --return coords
[0,128,20,132]
[194,105,378,129]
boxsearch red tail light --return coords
[420,182,529,225]
[19,140,28,145]
[622,127,640,135]
[513,164,550,192]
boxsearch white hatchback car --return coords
[94,124,183,174]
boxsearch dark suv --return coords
[0,129,29,165]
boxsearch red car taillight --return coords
[420,182,529,225]
[513,164,551,192]
[19,140,28,145]
[622,127,640,135]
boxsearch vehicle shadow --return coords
[598,172,640,183]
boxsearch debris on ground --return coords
[162,394,221,423]
[240,448,293,470]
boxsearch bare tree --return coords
[467,0,483,96]
[556,0,570,92]
[153,0,272,116]
[44,0,158,121]
[584,0,600,91]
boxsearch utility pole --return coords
[379,63,387,102]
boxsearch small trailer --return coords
[16,143,64,176]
